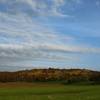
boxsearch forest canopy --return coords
[0,68,100,84]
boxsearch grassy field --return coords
[0,82,100,100]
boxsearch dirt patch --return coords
[0,82,63,88]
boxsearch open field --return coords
[0,83,100,100]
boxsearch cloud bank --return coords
[0,0,100,71]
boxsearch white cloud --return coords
[0,42,100,60]
[0,0,69,17]
[96,0,100,7]
[0,0,83,18]
[0,13,56,42]
[24,0,67,17]
[0,12,100,63]
[0,0,100,70]
[0,12,76,64]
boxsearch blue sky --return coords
[0,0,100,71]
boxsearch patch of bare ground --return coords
[0,82,63,88]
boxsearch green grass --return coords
[0,83,100,100]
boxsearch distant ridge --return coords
[0,68,100,84]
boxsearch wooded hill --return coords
[0,68,100,84]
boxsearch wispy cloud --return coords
[0,0,69,17]
[0,12,75,64]
[0,0,83,18]
[0,11,99,67]
[0,0,100,70]
[96,0,100,7]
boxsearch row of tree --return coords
[0,68,100,84]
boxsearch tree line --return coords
[0,68,100,84]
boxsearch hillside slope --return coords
[0,68,100,84]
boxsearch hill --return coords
[0,68,100,84]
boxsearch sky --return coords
[0,0,100,71]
